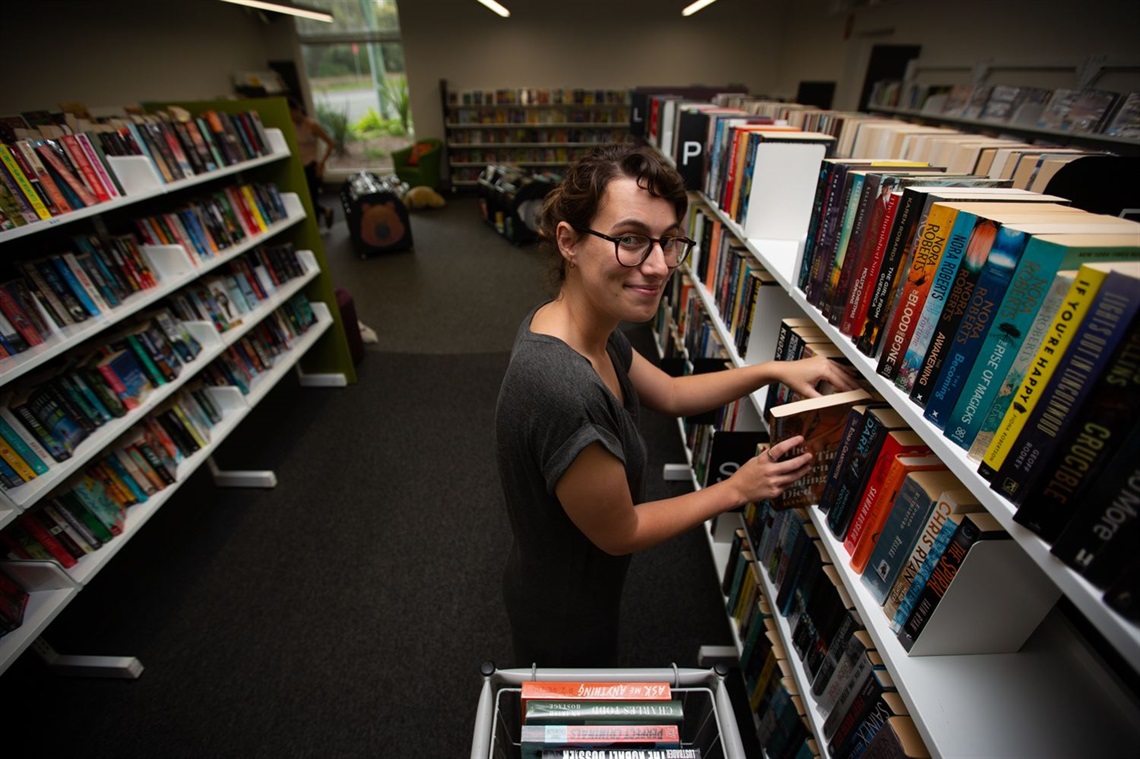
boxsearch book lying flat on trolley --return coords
[539,749,702,758]
[521,724,681,759]
[520,681,672,711]
[526,699,685,724]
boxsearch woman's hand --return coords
[779,356,860,400]
[728,435,813,505]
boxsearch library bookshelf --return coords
[650,137,1140,755]
[0,96,353,676]
[440,81,630,189]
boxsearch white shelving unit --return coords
[670,187,1140,757]
[0,110,347,676]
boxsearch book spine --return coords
[74,133,120,199]
[855,189,923,356]
[898,517,986,650]
[998,279,1140,509]
[944,244,1067,450]
[910,218,1000,408]
[923,227,1031,430]
[0,145,50,220]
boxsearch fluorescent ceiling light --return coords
[219,0,335,22]
[682,0,719,16]
[475,0,511,17]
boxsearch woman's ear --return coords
[556,221,578,266]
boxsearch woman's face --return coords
[562,176,680,325]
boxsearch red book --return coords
[60,134,111,202]
[842,431,931,557]
[34,141,98,206]
[16,511,78,567]
[841,189,902,337]
[848,454,945,574]
[520,681,672,712]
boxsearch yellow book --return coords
[0,145,51,220]
[0,436,38,482]
[239,185,268,231]
[979,260,1137,480]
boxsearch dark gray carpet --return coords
[0,190,733,758]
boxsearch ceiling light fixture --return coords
[219,0,335,23]
[475,0,511,18]
[681,0,719,16]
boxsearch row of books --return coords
[843,120,1113,190]
[722,514,928,759]
[0,382,223,575]
[446,88,631,107]
[162,242,310,335]
[193,296,318,397]
[131,180,290,266]
[1,305,204,472]
[0,231,158,358]
[450,146,620,165]
[0,180,290,363]
[870,81,1140,139]
[516,679,694,758]
[1,259,312,479]
[0,106,277,229]
[447,128,627,145]
[447,107,630,126]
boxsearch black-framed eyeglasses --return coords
[575,227,695,269]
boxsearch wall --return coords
[0,0,1136,144]
[0,0,292,112]
[397,0,790,141]
[777,0,1140,111]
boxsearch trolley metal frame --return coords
[471,662,747,759]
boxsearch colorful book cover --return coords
[946,234,1140,450]
[996,270,1140,506]
[875,201,960,382]
[768,388,874,511]
[909,218,1001,408]
[922,224,1035,430]
[979,262,1136,481]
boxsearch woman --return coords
[495,143,857,667]
[288,97,336,230]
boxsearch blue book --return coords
[49,254,101,317]
[862,469,962,605]
[923,225,1031,430]
[891,512,963,633]
[945,233,1140,449]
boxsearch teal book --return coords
[0,414,49,475]
[923,224,1033,430]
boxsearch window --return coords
[295,0,413,174]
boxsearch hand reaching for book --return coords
[732,434,814,505]
[778,356,861,399]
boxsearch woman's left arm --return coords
[629,350,860,417]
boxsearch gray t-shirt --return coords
[495,306,647,666]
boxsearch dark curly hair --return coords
[537,143,688,288]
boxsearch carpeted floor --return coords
[0,190,735,757]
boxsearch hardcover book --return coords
[767,388,874,510]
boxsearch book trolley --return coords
[470,663,746,759]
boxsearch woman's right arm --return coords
[556,435,810,556]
